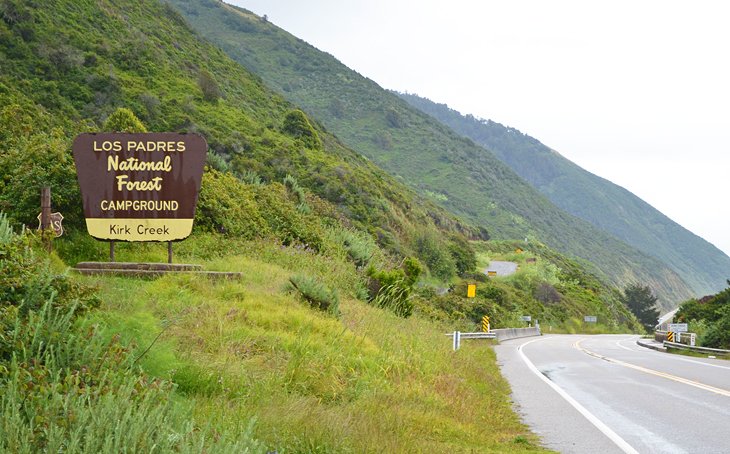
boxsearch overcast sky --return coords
[228,0,730,257]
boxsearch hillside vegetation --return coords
[171,0,695,307]
[1,211,557,453]
[676,285,730,349]
[398,92,730,299]
[0,0,480,283]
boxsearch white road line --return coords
[575,340,730,398]
[518,337,640,454]
[632,340,730,371]
[615,337,637,351]
[660,355,730,371]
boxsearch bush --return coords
[206,151,230,173]
[447,234,477,276]
[535,282,562,304]
[282,109,321,149]
[414,230,455,281]
[198,68,222,102]
[283,174,309,213]
[699,304,730,349]
[331,227,377,268]
[370,279,413,317]
[288,274,339,315]
[0,300,265,453]
[0,124,83,230]
[195,169,269,238]
[366,258,422,317]
[252,183,326,250]
[103,107,147,132]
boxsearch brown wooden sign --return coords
[72,133,207,242]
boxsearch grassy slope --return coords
[397,92,730,298]
[64,235,549,453]
[170,0,694,307]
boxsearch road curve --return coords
[495,334,730,454]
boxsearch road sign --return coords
[467,283,476,298]
[37,212,64,237]
[520,315,532,322]
[482,315,490,333]
[668,323,688,333]
[667,331,675,342]
[487,270,497,277]
[584,315,597,323]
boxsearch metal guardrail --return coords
[663,341,730,357]
[445,327,542,350]
[445,331,496,350]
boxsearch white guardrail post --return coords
[447,331,498,350]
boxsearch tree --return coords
[103,107,147,133]
[621,283,660,332]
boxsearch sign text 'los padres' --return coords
[72,133,207,242]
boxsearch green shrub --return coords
[198,68,222,102]
[331,227,378,268]
[287,274,339,315]
[283,174,310,213]
[366,258,421,317]
[700,304,730,349]
[402,256,423,286]
[239,169,263,186]
[0,226,98,318]
[0,214,99,362]
[413,230,455,281]
[447,234,477,276]
[0,213,265,452]
[103,107,147,132]
[0,126,83,230]
[195,169,269,238]
[252,183,326,250]
[282,109,321,149]
[371,279,413,317]
[206,151,230,173]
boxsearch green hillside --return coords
[398,92,730,298]
[0,0,485,282]
[170,0,694,307]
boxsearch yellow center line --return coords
[574,339,730,398]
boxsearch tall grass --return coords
[0,299,266,453]
[84,243,549,453]
[0,214,266,453]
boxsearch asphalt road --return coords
[495,334,730,454]
[485,261,518,276]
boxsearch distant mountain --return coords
[398,92,730,297]
[170,0,695,307]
